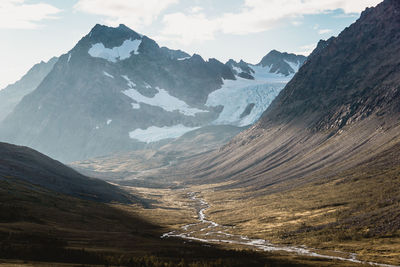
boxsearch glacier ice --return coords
[123,61,298,143]
[206,65,293,126]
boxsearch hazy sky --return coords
[0,0,382,88]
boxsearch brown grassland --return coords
[0,177,369,266]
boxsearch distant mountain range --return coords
[0,24,306,162]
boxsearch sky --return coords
[0,0,382,89]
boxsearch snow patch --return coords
[177,56,191,61]
[103,71,114,78]
[88,38,142,63]
[122,80,205,116]
[129,124,200,143]
[121,75,136,88]
[131,103,140,109]
[143,82,152,89]
[232,66,242,73]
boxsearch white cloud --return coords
[0,0,60,29]
[318,29,332,34]
[333,13,358,18]
[159,12,219,45]
[159,0,382,45]
[291,20,303,26]
[74,0,178,29]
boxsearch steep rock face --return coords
[0,24,305,162]
[185,0,400,190]
[0,57,57,122]
[262,0,400,130]
[0,142,133,203]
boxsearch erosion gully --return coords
[161,191,398,267]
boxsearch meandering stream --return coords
[161,192,398,267]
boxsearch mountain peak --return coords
[190,54,205,62]
[266,49,283,56]
[90,23,138,34]
[117,23,130,30]
[85,24,143,49]
[258,50,307,76]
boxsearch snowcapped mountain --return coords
[0,24,305,162]
[0,57,57,122]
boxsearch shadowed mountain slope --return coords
[182,0,400,191]
[0,142,134,203]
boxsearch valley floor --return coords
[120,183,398,267]
[68,129,400,266]
[0,178,366,267]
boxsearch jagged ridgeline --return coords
[0,24,305,162]
[0,57,58,122]
[186,0,400,190]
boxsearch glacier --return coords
[121,61,298,143]
[206,65,293,126]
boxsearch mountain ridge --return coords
[0,57,57,122]
[260,0,400,131]
[0,24,305,162]
[178,0,400,191]
[0,141,134,203]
